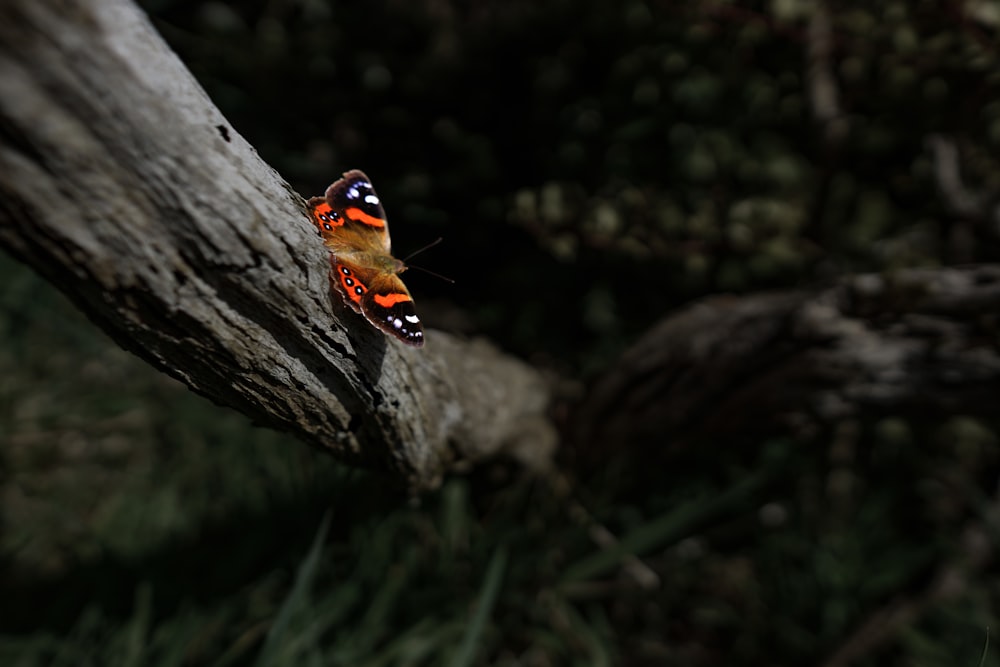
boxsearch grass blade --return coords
[255,513,331,667]
[448,546,508,667]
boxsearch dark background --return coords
[2,1,1000,665]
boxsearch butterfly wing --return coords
[320,170,392,253]
[359,272,424,347]
[325,258,423,346]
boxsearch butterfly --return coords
[307,170,424,347]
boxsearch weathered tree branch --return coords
[574,266,1000,453]
[0,0,555,489]
[5,0,1000,496]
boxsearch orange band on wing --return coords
[373,292,412,307]
[345,207,386,228]
[311,201,344,226]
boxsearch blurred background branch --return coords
[574,265,1000,460]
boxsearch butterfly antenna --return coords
[402,237,454,283]
[402,237,444,262]
[408,263,455,284]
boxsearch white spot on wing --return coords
[405,314,419,324]
[364,194,380,205]
[392,318,402,329]
[347,187,359,199]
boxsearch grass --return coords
[2,227,1000,665]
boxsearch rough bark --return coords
[0,0,555,490]
[574,266,1000,453]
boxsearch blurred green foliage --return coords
[3,0,1000,665]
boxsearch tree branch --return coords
[0,0,555,490]
[573,266,1000,453]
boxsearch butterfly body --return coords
[308,170,424,347]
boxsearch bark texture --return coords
[574,266,1000,453]
[0,0,555,489]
